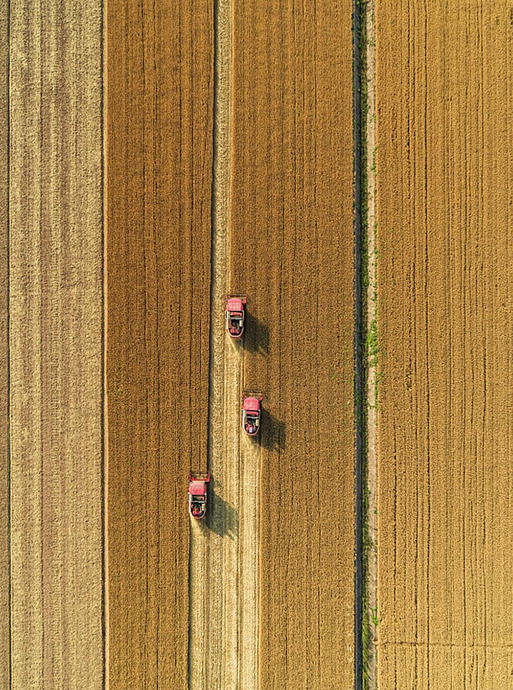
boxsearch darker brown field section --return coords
[107,1,213,687]
[230,1,355,687]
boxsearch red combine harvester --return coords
[242,391,263,436]
[188,472,211,519]
[225,294,247,339]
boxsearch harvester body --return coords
[188,472,211,519]
[242,391,263,436]
[225,294,247,339]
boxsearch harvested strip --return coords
[9,0,104,686]
[189,0,262,682]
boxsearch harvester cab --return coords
[188,472,211,519]
[242,391,263,436]
[225,294,247,339]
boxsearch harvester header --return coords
[188,472,211,519]
[242,391,263,436]
[225,294,247,339]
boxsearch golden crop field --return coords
[106,0,355,687]
[0,1,511,689]
[376,1,513,687]
[229,1,355,687]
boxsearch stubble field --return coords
[7,1,104,688]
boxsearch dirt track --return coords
[8,1,104,687]
[376,2,513,687]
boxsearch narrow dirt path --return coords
[363,0,378,685]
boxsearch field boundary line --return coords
[363,0,378,687]
[354,0,378,687]
[353,0,366,686]
[102,0,109,684]
[6,0,11,686]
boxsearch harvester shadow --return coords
[259,408,286,452]
[243,310,269,355]
[207,480,239,540]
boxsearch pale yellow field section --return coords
[0,2,8,685]
[376,2,513,688]
[8,1,104,688]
